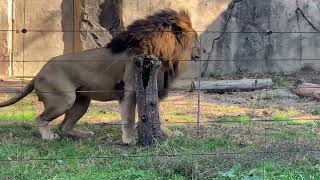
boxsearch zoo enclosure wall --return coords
[1,0,320,78]
[0,0,320,178]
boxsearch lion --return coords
[0,9,200,144]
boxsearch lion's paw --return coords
[121,138,137,146]
[62,129,94,138]
[42,132,60,140]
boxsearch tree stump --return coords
[134,55,161,146]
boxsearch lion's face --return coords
[171,12,200,62]
[177,32,200,63]
[190,38,200,61]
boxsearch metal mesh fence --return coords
[0,0,320,179]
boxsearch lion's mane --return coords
[106,9,197,98]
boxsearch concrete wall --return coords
[201,0,320,77]
[1,0,320,78]
[122,0,231,78]
[11,0,74,77]
[0,0,10,78]
[80,0,230,78]
[122,0,320,77]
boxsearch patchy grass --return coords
[311,108,320,115]
[0,107,36,123]
[272,111,294,122]
[1,124,319,179]
[216,161,320,179]
[217,115,253,124]
[163,109,195,123]
[272,109,318,126]
[86,110,120,122]
[0,92,320,178]
[0,124,240,179]
[268,128,319,142]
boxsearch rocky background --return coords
[81,0,320,78]
[1,0,319,77]
[201,0,320,77]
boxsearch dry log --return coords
[191,79,273,93]
[0,79,29,93]
[294,83,320,99]
[134,55,161,146]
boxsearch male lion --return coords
[0,9,199,144]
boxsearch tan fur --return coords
[0,9,199,144]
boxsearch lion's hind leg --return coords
[37,93,76,140]
[60,96,93,138]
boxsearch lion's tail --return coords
[0,79,34,107]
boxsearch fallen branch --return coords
[294,83,320,100]
[191,79,273,93]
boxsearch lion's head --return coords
[106,9,199,75]
[106,9,199,99]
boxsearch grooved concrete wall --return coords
[11,0,74,77]
[201,0,320,77]
[0,0,10,78]
[121,0,231,78]
[1,0,320,78]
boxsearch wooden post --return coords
[134,55,161,146]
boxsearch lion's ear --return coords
[178,10,190,19]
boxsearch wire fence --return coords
[1,0,320,179]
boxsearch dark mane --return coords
[106,9,196,100]
[106,9,190,55]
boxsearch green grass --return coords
[0,125,240,179]
[0,96,320,178]
[164,108,195,122]
[272,110,317,126]
[86,110,120,122]
[1,123,318,179]
[217,115,253,124]
[272,111,294,122]
[268,128,319,142]
[0,127,319,179]
[216,161,320,179]
[0,107,36,122]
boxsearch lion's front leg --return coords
[119,92,137,145]
[159,114,173,138]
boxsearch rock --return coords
[201,0,320,77]
[80,0,113,50]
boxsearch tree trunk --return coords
[294,83,320,100]
[134,55,162,146]
[191,79,273,93]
